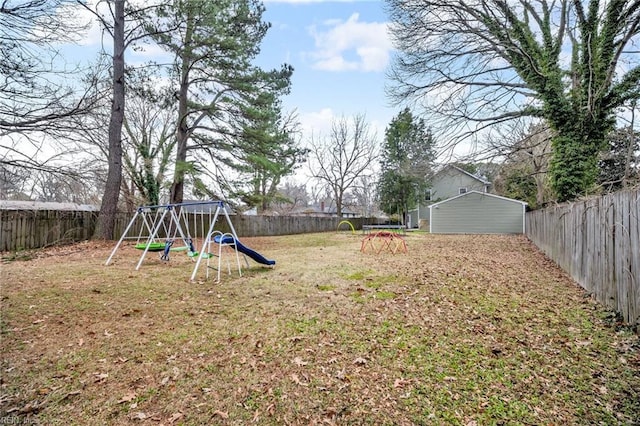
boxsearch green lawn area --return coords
[1,232,638,425]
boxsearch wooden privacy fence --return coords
[112,212,368,241]
[0,209,98,252]
[526,188,640,327]
[1,209,370,252]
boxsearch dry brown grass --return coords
[1,232,639,425]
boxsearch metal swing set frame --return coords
[105,201,248,281]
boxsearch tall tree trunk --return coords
[169,115,188,204]
[93,0,125,240]
[261,179,268,213]
[169,16,193,206]
[335,188,343,218]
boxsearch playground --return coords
[103,201,276,283]
[1,232,639,424]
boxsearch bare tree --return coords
[350,175,378,217]
[597,124,640,192]
[78,1,167,239]
[0,164,31,199]
[387,0,640,201]
[308,114,378,217]
[0,1,103,187]
[493,123,553,208]
[122,93,177,208]
[30,168,102,203]
[270,181,310,215]
[0,1,95,134]
[620,99,640,188]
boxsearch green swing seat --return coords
[134,242,166,252]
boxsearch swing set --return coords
[106,202,200,270]
[105,200,274,282]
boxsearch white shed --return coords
[429,191,527,234]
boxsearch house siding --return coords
[409,165,491,228]
[430,192,525,234]
[429,167,488,202]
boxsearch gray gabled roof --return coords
[0,200,99,211]
[428,190,527,209]
[431,164,491,185]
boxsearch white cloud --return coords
[299,108,337,137]
[312,56,359,71]
[130,43,172,60]
[307,13,392,72]
[296,107,387,144]
[72,1,107,46]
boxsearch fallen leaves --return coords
[352,357,367,366]
[292,356,308,367]
[58,390,82,402]
[117,391,137,404]
[213,410,229,419]
[290,373,309,386]
[130,411,147,421]
[92,372,108,383]
[1,233,639,425]
[393,378,412,388]
[168,412,184,423]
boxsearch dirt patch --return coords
[1,232,638,425]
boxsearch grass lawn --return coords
[1,232,639,425]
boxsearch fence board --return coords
[0,209,373,252]
[526,188,640,327]
[630,192,640,326]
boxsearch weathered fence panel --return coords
[0,210,99,252]
[110,213,367,240]
[526,188,640,327]
[1,209,369,252]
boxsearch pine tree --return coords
[226,92,308,212]
[377,108,435,222]
[147,0,293,204]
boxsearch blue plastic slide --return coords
[213,235,276,266]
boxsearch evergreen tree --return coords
[377,108,435,222]
[226,92,308,212]
[494,164,539,207]
[147,0,293,204]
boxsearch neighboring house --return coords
[0,200,99,211]
[180,200,234,215]
[429,191,527,234]
[408,165,491,228]
[290,201,358,218]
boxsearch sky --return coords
[64,0,399,170]
[255,0,397,140]
[72,0,397,140]
[50,0,403,189]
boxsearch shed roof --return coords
[428,190,527,209]
[431,164,492,185]
[0,200,99,211]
